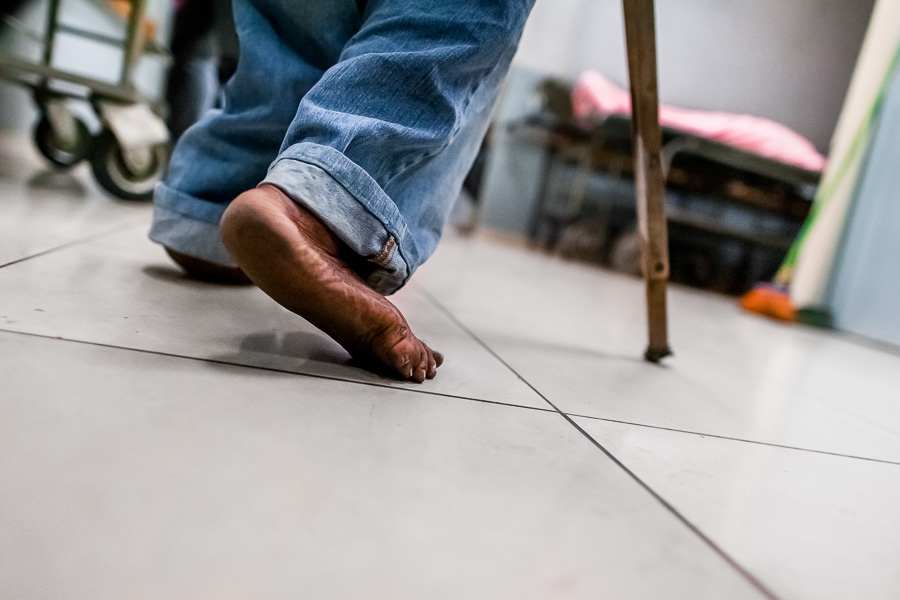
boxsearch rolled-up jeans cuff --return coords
[149,182,238,267]
[262,142,419,295]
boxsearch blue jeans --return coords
[150,0,534,294]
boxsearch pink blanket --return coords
[571,71,826,172]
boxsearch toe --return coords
[373,324,424,381]
[388,346,415,380]
[424,346,437,379]
[412,345,429,383]
[423,341,444,369]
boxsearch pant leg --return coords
[149,0,362,266]
[262,0,535,294]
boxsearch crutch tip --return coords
[644,346,673,363]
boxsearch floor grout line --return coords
[0,327,558,415]
[0,215,148,270]
[416,288,900,467]
[567,413,900,467]
[419,287,782,600]
[417,287,562,414]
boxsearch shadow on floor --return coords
[27,170,88,197]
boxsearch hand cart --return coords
[0,0,170,200]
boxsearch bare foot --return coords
[164,247,253,285]
[220,184,443,382]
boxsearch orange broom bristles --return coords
[739,283,797,323]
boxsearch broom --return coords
[740,45,900,324]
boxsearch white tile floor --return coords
[2,131,900,599]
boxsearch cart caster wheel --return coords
[89,129,169,201]
[34,116,92,170]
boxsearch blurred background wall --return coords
[476,0,875,241]
[0,0,172,132]
[1,0,876,150]
[514,0,875,153]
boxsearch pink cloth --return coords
[571,71,826,172]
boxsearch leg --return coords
[259,0,535,293]
[150,0,363,269]
[0,0,28,16]
[164,0,216,141]
[221,0,534,380]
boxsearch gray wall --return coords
[478,0,875,235]
[515,0,875,153]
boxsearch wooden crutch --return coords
[623,0,672,362]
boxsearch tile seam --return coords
[0,215,148,270]
[0,327,557,414]
[419,287,782,600]
[568,412,900,467]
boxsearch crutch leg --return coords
[623,0,672,362]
